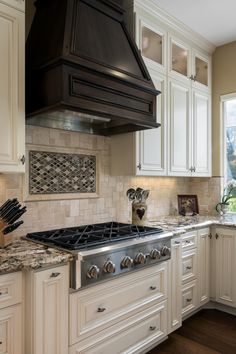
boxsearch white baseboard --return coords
[183,300,236,321]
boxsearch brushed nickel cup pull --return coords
[185,240,191,244]
[50,272,60,278]
[186,266,192,270]
[175,240,180,244]
[97,307,106,313]
[186,298,192,302]
[150,286,156,290]
[0,340,2,344]
[149,326,156,331]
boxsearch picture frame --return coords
[177,195,199,216]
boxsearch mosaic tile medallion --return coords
[29,150,96,195]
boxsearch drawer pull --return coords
[186,266,192,270]
[185,240,191,244]
[186,298,192,302]
[0,292,2,296]
[0,340,2,344]
[150,286,156,291]
[97,307,106,313]
[149,326,156,331]
[50,272,60,278]
[175,241,180,244]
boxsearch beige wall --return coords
[212,41,236,176]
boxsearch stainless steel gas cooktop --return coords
[26,222,172,289]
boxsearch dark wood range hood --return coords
[26,0,161,136]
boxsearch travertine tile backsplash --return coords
[0,126,221,238]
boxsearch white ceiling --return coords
[153,0,236,46]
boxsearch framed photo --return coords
[177,195,199,216]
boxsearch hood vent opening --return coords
[26,0,161,136]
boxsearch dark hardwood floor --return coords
[147,310,236,354]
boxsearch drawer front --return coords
[69,301,167,354]
[182,231,197,251]
[70,263,167,345]
[0,272,22,309]
[182,249,197,283]
[0,304,22,354]
[182,280,198,317]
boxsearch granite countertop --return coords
[0,239,73,274]
[147,214,236,233]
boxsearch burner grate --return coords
[26,222,163,250]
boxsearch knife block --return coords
[0,219,13,247]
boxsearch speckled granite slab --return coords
[0,240,73,274]
[147,214,236,233]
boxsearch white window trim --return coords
[220,92,236,178]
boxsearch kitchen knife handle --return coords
[7,207,27,224]
[2,220,24,235]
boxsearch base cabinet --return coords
[69,301,167,354]
[214,228,236,308]
[168,238,182,333]
[25,265,69,354]
[198,228,210,305]
[0,304,22,354]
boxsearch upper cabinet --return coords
[0,0,25,173]
[0,0,25,12]
[111,0,214,177]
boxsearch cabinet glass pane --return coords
[195,57,208,86]
[172,43,188,76]
[141,26,162,65]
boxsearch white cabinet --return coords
[197,228,210,305]
[0,272,23,354]
[168,237,182,333]
[25,265,69,354]
[168,80,211,177]
[0,0,25,12]
[0,1,25,173]
[111,69,167,176]
[69,263,168,354]
[168,79,191,175]
[181,228,210,317]
[111,0,212,177]
[214,228,236,308]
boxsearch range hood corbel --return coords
[26,0,161,136]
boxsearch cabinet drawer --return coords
[0,304,22,354]
[182,231,197,251]
[70,263,167,345]
[182,249,197,283]
[182,280,198,317]
[69,301,167,354]
[0,272,22,309]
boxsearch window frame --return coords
[220,92,236,212]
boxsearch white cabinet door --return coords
[0,304,22,354]
[0,1,25,12]
[25,265,69,354]
[0,2,25,173]
[215,228,236,308]
[136,70,167,175]
[168,79,191,175]
[198,228,210,305]
[192,90,211,176]
[192,49,211,92]
[168,238,182,333]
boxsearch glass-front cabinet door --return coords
[169,37,191,82]
[192,51,211,91]
[136,16,166,73]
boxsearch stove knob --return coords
[161,246,171,257]
[103,260,116,274]
[121,256,133,269]
[150,249,161,260]
[87,265,100,279]
[134,252,146,265]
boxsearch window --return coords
[222,94,236,212]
